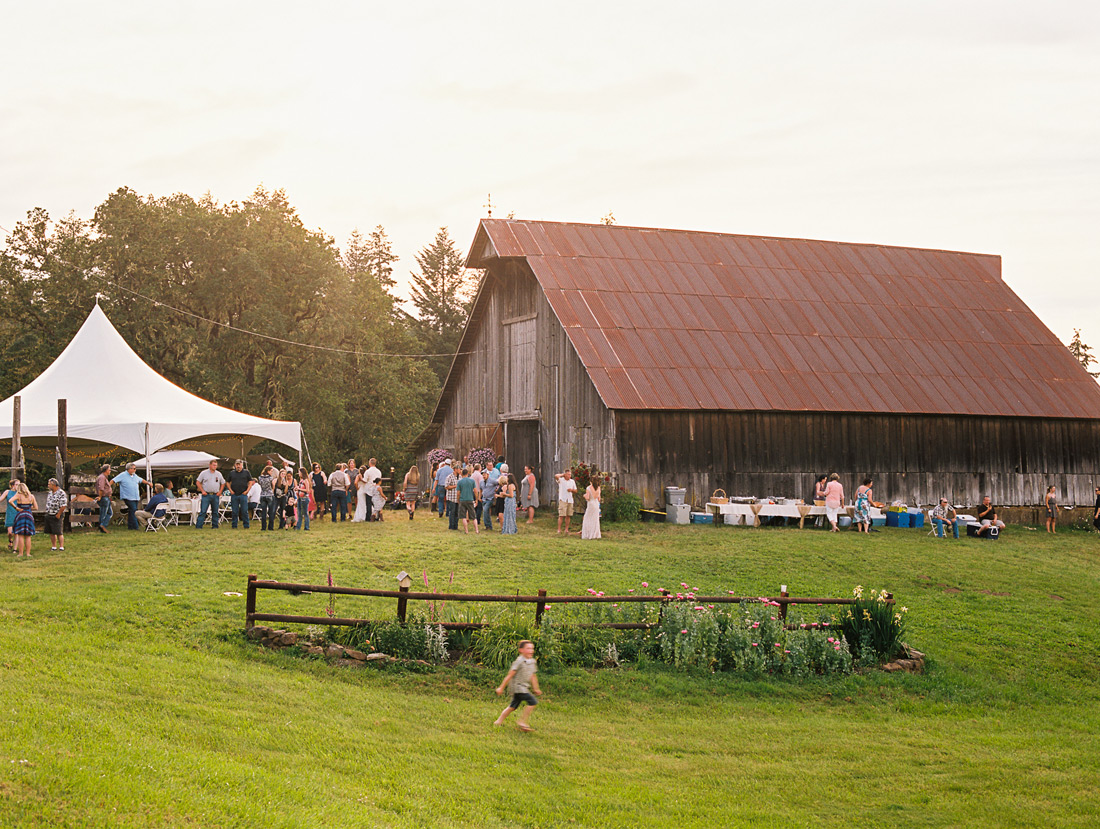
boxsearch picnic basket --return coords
[710,489,729,504]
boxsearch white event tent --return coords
[0,305,301,470]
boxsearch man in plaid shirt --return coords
[445,467,460,531]
[46,478,68,551]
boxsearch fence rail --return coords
[245,574,891,632]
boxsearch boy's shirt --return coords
[509,656,537,693]
[456,476,478,502]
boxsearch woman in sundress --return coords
[3,479,18,552]
[8,482,36,558]
[853,478,874,533]
[500,473,518,535]
[521,466,539,524]
[581,476,602,540]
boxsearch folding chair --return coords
[169,497,193,527]
[145,507,169,533]
[926,508,939,537]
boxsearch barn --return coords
[413,219,1100,508]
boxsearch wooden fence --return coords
[245,574,891,631]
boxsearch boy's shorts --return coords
[558,502,574,517]
[510,692,538,708]
[459,501,476,519]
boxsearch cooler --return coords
[666,504,690,525]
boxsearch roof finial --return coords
[484,193,494,218]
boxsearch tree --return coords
[408,227,476,380]
[344,225,397,290]
[1067,329,1099,378]
[0,187,440,470]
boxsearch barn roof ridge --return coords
[467,217,1002,267]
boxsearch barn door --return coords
[505,420,541,477]
[508,319,536,413]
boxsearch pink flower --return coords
[693,587,700,592]
[728,590,735,595]
[681,582,688,588]
[834,645,841,651]
[752,622,759,628]
[784,650,791,654]
[628,589,635,593]
[800,624,807,629]
[694,606,704,611]
[708,604,714,609]
[681,629,688,634]
[774,643,781,647]
[586,588,597,594]
[822,622,830,627]
[597,591,604,596]
[676,593,683,599]
[642,582,648,587]
[827,637,834,643]
[752,642,759,647]
[770,616,776,621]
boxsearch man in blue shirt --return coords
[112,463,150,530]
[455,467,481,535]
[481,466,500,531]
[135,484,170,529]
[434,460,452,517]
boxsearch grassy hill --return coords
[0,513,1097,827]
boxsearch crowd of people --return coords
[14,456,1100,552]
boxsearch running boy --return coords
[493,639,541,732]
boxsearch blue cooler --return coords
[907,508,924,528]
[886,511,911,528]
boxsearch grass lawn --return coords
[0,509,1098,827]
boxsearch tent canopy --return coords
[129,450,220,473]
[0,305,301,465]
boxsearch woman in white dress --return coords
[352,468,369,522]
[581,479,602,540]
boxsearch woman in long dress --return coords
[352,468,369,522]
[581,479,602,540]
[500,474,518,535]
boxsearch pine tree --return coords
[408,227,476,379]
[344,225,397,290]
[1067,328,1099,378]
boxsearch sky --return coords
[2,1,1098,346]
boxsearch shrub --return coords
[834,586,908,663]
[656,602,721,669]
[604,487,642,522]
[370,617,429,660]
[569,462,605,491]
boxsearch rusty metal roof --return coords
[463,219,1100,419]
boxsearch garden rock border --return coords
[882,644,925,673]
[245,626,417,666]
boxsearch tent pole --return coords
[144,424,153,500]
[10,395,22,480]
[298,426,303,469]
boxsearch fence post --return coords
[779,585,789,622]
[396,571,412,623]
[246,574,257,629]
[535,589,547,627]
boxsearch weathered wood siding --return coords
[615,411,1100,508]
[420,261,614,495]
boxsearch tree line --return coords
[0,186,479,469]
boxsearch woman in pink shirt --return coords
[824,473,845,532]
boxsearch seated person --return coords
[930,498,958,539]
[975,496,1005,535]
[135,484,170,528]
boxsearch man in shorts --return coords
[456,467,480,535]
[554,469,577,535]
[45,478,68,551]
